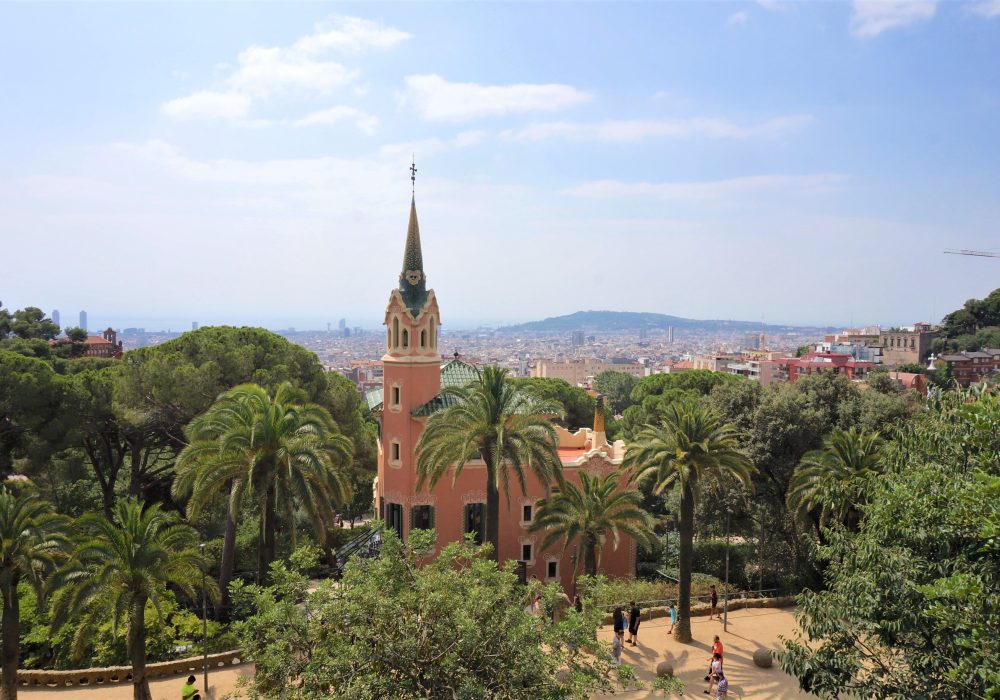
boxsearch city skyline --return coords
[2,2,999,327]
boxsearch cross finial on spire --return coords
[410,155,417,195]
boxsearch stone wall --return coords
[602,595,797,625]
[17,650,245,688]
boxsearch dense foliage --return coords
[234,532,646,699]
[935,286,1000,352]
[780,391,1000,699]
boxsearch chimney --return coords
[592,395,608,449]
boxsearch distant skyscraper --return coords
[52,309,60,328]
[192,321,199,331]
[79,310,87,332]
[667,326,675,344]
[571,331,585,347]
[343,327,351,338]
[639,327,648,340]
[327,322,331,333]
[338,318,347,332]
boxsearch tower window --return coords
[420,329,426,347]
[393,317,399,348]
[521,543,533,562]
[391,441,401,461]
[522,504,533,523]
[402,329,409,348]
[392,386,401,406]
[547,560,558,579]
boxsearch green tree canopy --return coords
[511,376,595,430]
[233,530,639,699]
[52,499,214,700]
[781,392,1000,699]
[592,371,638,415]
[621,370,741,438]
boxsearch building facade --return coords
[531,357,646,385]
[880,323,937,366]
[937,349,1000,387]
[371,196,635,590]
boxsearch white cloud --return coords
[850,1,936,38]
[293,16,411,53]
[970,0,1000,17]
[293,106,379,133]
[162,14,407,123]
[756,0,784,9]
[400,74,591,122]
[501,115,812,143]
[228,46,357,98]
[564,174,847,200]
[162,90,251,121]
[728,10,750,25]
[379,131,485,159]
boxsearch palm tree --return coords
[416,365,564,561]
[530,471,656,580]
[173,382,352,598]
[788,427,884,531]
[623,401,754,642]
[52,499,214,700]
[0,489,70,700]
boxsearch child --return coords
[715,671,729,699]
[181,675,201,700]
[611,630,623,666]
[667,603,677,635]
[704,653,722,695]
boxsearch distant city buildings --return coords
[571,331,585,347]
[532,357,646,385]
[936,349,1000,386]
[51,309,60,328]
[79,310,87,332]
[667,326,675,344]
[338,318,346,332]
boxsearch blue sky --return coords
[1,1,998,331]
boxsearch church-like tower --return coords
[377,195,442,537]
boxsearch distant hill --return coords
[500,310,824,333]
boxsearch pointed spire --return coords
[399,194,428,316]
[402,196,423,274]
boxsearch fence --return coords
[16,650,246,688]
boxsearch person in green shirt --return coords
[181,675,201,700]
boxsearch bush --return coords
[579,574,725,609]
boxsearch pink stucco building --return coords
[369,196,636,590]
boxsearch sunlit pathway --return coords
[19,664,253,700]
[593,606,812,699]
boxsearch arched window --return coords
[430,317,436,349]
[402,329,409,348]
[392,317,400,348]
[420,329,426,347]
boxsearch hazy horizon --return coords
[3,3,998,329]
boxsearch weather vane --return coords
[410,155,417,194]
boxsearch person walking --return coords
[704,653,723,695]
[627,600,641,645]
[667,603,677,635]
[711,635,725,663]
[611,629,623,666]
[709,584,719,620]
[181,675,201,700]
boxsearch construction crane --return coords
[944,249,1000,258]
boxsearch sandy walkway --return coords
[17,607,809,699]
[18,665,253,700]
[594,605,811,699]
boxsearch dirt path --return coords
[19,664,253,700]
[593,605,811,699]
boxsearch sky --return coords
[1,1,999,331]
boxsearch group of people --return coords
[607,599,729,699]
[610,601,642,665]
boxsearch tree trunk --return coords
[584,536,598,576]
[128,439,143,499]
[675,484,695,643]
[257,486,277,583]
[129,596,152,700]
[217,496,238,621]
[484,458,501,562]
[1,577,20,700]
